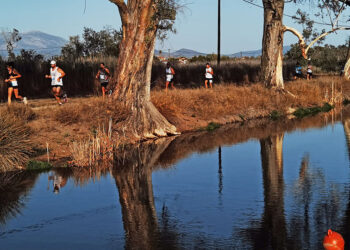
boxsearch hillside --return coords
[0,31,67,58]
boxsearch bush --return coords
[0,112,33,172]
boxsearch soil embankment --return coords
[0,77,348,169]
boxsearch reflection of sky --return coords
[1,121,350,249]
[152,122,350,248]
[0,174,124,250]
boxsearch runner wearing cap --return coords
[45,61,66,105]
[4,62,27,105]
[95,63,110,99]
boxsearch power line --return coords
[241,0,350,28]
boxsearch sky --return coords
[0,0,349,54]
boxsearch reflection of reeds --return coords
[0,171,39,224]
[70,118,114,167]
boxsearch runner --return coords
[4,62,27,105]
[45,61,66,105]
[306,63,313,80]
[294,62,302,80]
[165,62,175,92]
[95,63,110,99]
[205,63,214,88]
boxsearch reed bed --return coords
[0,111,33,172]
[69,118,114,167]
[0,58,296,101]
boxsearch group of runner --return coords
[165,62,214,91]
[4,61,111,105]
[294,62,313,81]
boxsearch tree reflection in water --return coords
[1,109,350,248]
[0,171,39,225]
[113,138,179,249]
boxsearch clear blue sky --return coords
[0,0,349,54]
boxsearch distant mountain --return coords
[0,31,67,58]
[230,46,292,58]
[155,46,293,59]
[155,48,206,58]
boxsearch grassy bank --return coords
[0,76,346,170]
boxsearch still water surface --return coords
[1,114,350,249]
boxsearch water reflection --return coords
[218,146,223,195]
[0,171,39,225]
[1,109,350,249]
[113,139,178,249]
[259,134,287,249]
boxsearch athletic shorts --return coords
[205,78,213,83]
[166,75,173,82]
[51,85,62,88]
[7,83,18,89]
[101,82,109,88]
[307,72,313,76]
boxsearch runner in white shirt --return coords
[165,62,175,92]
[45,61,66,105]
[306,63,313,80]
[205,63,214,89]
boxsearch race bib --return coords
[100,75,105,80]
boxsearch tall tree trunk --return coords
[259,134,287,249]
[111,0,178,139]
[261,0,285,88]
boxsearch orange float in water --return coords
[323,229,345,250]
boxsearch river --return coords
[1,110,350,249]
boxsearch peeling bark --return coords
[261,0,285,89]
[110,0,178,139]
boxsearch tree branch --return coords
[306,27,350,55]
[109,0,128,31]
[283,26,307,59]
[284,25,350,60]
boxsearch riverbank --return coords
[0,76,347,170]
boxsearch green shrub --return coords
[26,160,52,171]
[293,103,333,118]
[206,122,221,131]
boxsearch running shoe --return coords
[23,97,28,105]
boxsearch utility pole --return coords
[217,0,221,66]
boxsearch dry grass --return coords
[0,76,344,168]
[6,104,37,122]
[152,76,344,131]
[0,112,34,172]
[69,118,114,167]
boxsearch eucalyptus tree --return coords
[261,0,349,88]
[109,0,179,139]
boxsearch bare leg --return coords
[205,80,208,89]
[165,81,169,92]
[102,86,106,99]
[8,87,13,105]
[13,89,23,101]
[53,87,62,104]
[171,82,175,89]
[210,81,213,88]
